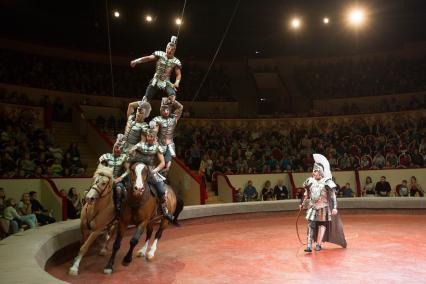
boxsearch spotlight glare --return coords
[175,18,182,25]
[113,11,120,18]
[290,17,301,29]
[145,15,153,22]
[323,17,330,24]
[347,8,366,26]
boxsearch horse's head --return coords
[86,165,113,205]
[130,162,149,196]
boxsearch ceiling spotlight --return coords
[113,11,120,18]
[290,17,301,29]
[175,18,182,25]
[145,15,153,22]
[323,17,330,24]
[347,8,366,27]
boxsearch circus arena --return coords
[1,1,426,283]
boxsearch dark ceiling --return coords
[1,0,426,59]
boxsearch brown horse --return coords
[69,165,116,276]
[104,162,176,274]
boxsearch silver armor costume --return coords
[133,141,165,183]
[124,115,149,150]
[303,177,337,222]
[151,51,182,90]
[151,115,177,156]
[99,153,127,179]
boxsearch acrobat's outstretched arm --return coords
[130,54,156,68]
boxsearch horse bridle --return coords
[85,173,113,231]
[90,173,113,199]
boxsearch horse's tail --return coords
[165,185,177,215]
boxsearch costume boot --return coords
[161,195,174,222]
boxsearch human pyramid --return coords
[98,35,183,224]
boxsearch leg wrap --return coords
[317,224,326,244]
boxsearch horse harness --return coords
[85,173,113,231]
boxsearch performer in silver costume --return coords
[150,97,183,177]
[300,154,347,252]
[130,129,174,222]
[98,134,128,215]
[130,36,182,101]
[123,101,151,152]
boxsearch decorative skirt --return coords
[306,206,331,222]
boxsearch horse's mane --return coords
[93,164,113,179]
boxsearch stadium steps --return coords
[205,181,222,204]
[51,122,98,176]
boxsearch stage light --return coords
[113,11,120,18]
[290,17,301,29]
[347,8,366,27]
[175,18,182,26]
[145,15,153,22]
[323,17,330,24]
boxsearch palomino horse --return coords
[69,165,116,276]
[104,162,176,274]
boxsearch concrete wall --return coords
[1,198,425,283]
[168,161,202,206]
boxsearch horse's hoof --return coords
[99,248,108,256]
[146,254,155,262]
[136,251,146,258]
[122,256,132,266]
[104,268,113,275]
[68,267,79,276]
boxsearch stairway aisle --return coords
[52,122,99,176]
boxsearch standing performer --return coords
[150,97,183,178]
[98,134,128,215]
[300,154,347,252]
[130,129,174,222]
[123,101,151,152]
[130,36,182,102]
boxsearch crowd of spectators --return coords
[177,114,426,178]
[0,187,56,239]
[233,173,424,203]
[0,108,85,178]
[361,175,424,197]
[295,55,426,99]
[0,49,234,102]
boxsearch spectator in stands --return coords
[48,158,63,177]
[399,152,412,168]
[0,188,5,214]
[399,179,409,197]
[199,154,213,185]
[19,152,36,177]
[3,198,23,233]
[342,183,354,197]
[67,142,81,163]
[243,180,258,201]
[261,180,274,201]
[332,177,341,197]
[375,176,392,197]
[235,188,244,202]
[409,176,424,197]
[17,193,37,228]
[274,180,289,200]
[67,187,82,219]
[362,176,375,197]
[372,152,385,169]
[411,149,424,167]
[29,191,56,225]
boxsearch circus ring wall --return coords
[0,168,425,283]
[1,198,426,283]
